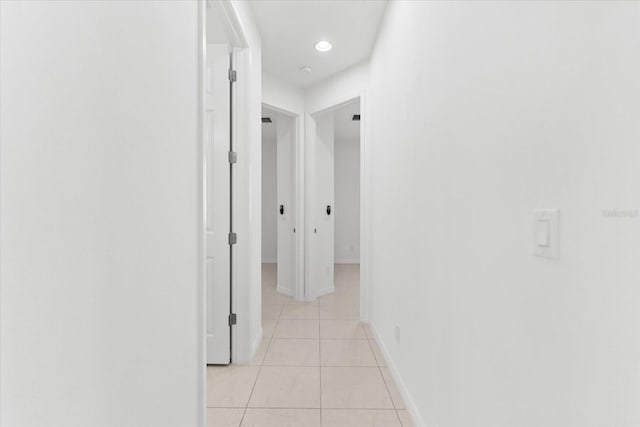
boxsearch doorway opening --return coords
[333,101,361,309]
[306,97,364,318]
[204,0,236,366]
[260,101,305,363]
[261,105,297,300]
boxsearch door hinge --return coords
[228,151,237,164]
[228,69,237,82]
[228,232,237,245]
[228,313,237,326]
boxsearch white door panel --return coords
[307,112,335,298]
[205,44,230,364]
[277,114,295,296]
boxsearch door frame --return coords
[261,102,304,301]
[198,0,251,425]
[305,93,371,321]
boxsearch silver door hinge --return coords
[228,151,237,164]
[228,232,237,245]
[228,313,237,326]
[228,69,237,82]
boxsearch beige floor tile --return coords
[369,339,387,367]
[207,408,244,427]
[263,339,319,366]
[280,304,319,319]
[262,304,283,320]
[320,340,377,366]
[320,319,367,340]
[321,409,401,427]
[273,319,319,339]
[380,368,405,409]
[261,263,277,285]
[332,287,360,297]
[262,290,291,305]
[262,319,277,339]
[334,264,360,281]
[248,367,320,408]
[333,277,359,289]
[207,365,260,407]
[284,297,318,306]
[320,303,360,319]
[250,338,270,366]
[321,367,393,409]
[241,409,321,427]
[396,410,414,427]
[319,291,359,306]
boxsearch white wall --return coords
[305,61,369,114]
[263,72,305,116]
[367,2,640,426]
[1,1,202,425]
[261,137,277,262]
[334,139,360,263]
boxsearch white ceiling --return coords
[250,0,387,88]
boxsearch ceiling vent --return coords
[352,114,361,121]
[262,117,272,123]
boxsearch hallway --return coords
[207,264,412,426]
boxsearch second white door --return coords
[306,111,335,298]
[276,113,296,296]
[205,44,231,364]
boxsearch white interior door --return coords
[307,112,335,298]
[205,44,231,364]
[277,114,295,296]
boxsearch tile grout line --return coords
[364,325,399,416]
[248,265,390,426]
[212,406,402,410]
[239,299,279,427]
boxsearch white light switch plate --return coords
[533,209,560,259]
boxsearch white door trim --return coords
[198,1,251,425]
[196,5,205,427]
[305,93,370,321]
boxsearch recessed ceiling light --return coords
[300,66,312,74]
[315,40,332,52]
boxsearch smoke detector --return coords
[300,66,312,74]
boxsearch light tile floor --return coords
[207,263,414,427]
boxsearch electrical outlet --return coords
[395,324,401,343]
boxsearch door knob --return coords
[279,205,284,215]
[326,205,331,215]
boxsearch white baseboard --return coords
[261,258,276,264]
[248,327,263,365]
[369,322,426,427]
[276,285,294,297]
[315,286,335,297]
[334,259,360,264]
